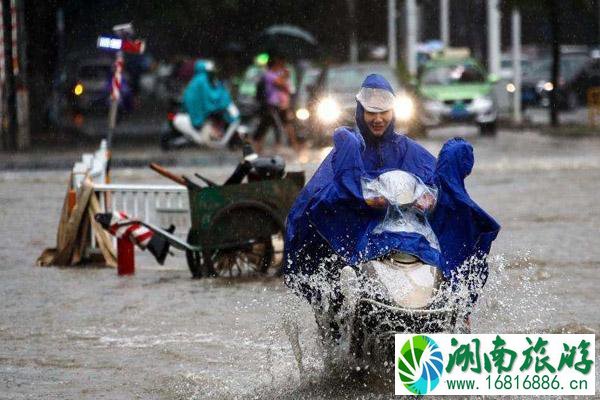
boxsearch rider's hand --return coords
[365,196,388,209]
[415,192,436,212]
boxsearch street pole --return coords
[50,8,65,134]
[107,51,123,152]
[511,8,522,124]
[440,0,449,47]
[1,0,17,151]
[14,0,29,149]
[105,49,123,208]
[346,0,358,63]
[388,0,397,69]
[487,0,501,76]
[0,0,4,149]
[97,24,145,206]
[406,0,418,76]
[549,0,560,127]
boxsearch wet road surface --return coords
[1,129,599,399]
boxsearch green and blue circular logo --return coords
[397,335,444,395]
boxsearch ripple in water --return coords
[167,253,585,400]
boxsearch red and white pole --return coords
[106,211,156,275]
[110,54,123,105]
[104,51,123,209]
[117,238,135,276]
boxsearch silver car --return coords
[300,62,420,142]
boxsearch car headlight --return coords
[423,99,444,111]
[471,95,493,111]
[74,83,84,96]
[295,108,310,121]
[316,97,341,124]
[394,95,414,122]
[536,80,553,92]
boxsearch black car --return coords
[521,53,590,110]
[570,57,600,105]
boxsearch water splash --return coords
[472,253,559,334]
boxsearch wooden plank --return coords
[52,179,94,265]
[71,212,90,265]
[56,175,73,251]
[88,193,117,267]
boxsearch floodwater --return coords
[1,129,599,399]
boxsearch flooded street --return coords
[1,129,599,399]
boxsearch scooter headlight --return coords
[365,256,440,309]
[316,97,341,124]
[394,95,414,122]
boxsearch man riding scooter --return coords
[283,74,500,351]
[163,59,241,149]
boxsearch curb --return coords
[0,152,240,171]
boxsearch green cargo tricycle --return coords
[148,151,304,278]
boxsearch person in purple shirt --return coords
[253,53,298,153]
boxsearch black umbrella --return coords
[256,24,319,60]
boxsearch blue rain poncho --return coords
[283,74,437,278]
[283,74,500,305]
[429,138,501,295]
[182,60,235,128]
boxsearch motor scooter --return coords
[312,170,459,369]
[159,98,245,150]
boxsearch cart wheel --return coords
[202,236,278,278]
[195,202,285,278]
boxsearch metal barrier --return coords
[68,140,192,263]
[90,184,190,252]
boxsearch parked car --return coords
[68,57,134,114]
[416,57,498,135]
[520,52,590,109]
[299,62,421,142]
[291,65,322,140]
[500,53,531,80]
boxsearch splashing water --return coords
[267,251,570,399]
[472,253,559,334]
